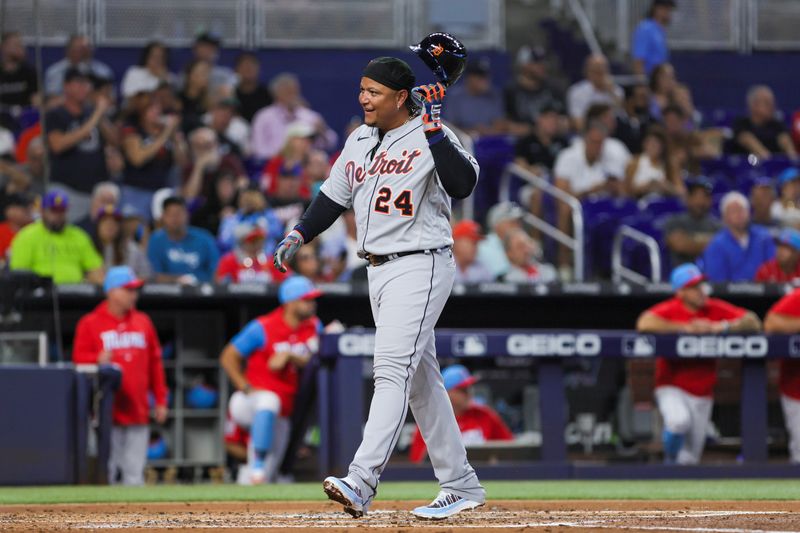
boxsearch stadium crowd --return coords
[1,1,800,289]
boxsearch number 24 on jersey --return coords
[374,187,414,217]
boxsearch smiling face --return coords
[358,77,408,131]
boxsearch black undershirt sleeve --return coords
[426,132,478,200]
[293,191,347,243]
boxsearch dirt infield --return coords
[2,500,800,532]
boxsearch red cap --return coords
[452,220,483,241]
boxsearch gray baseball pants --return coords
[347,248,485,504]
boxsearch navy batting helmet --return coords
[409,32,468,88]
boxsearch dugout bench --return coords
[317,330,800,480]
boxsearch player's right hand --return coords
[273,229,304,273]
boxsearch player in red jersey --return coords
[754,228,800,283]
[636,263,760,464]
[73,266,167,485]
[219,275,322,483]
[764,287,800,463]
[408,365,513,463]
[216,221,291,284]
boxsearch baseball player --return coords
[763,288,800,463]
[273,54,485,518]
[636,263,760,464]
[73,266,168,485]
[409,365,513,463]
[215,221,291,284]
[219,276,322,484]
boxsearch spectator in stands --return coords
[216,221,289,284]
[217,186,284,255]
[409,364,513,463]
[178,59,212,134]
[261,122,314,200]
[46,68,116,220]
[754,228,800,282]
[672,83,703,131]
[648,63,677,120]
[318,208,365,279]
[44,35,113,100]
[190,172,238,237]
[663,177,720,266]
[730,85,797,160]
[567,54,623,131]
[0,136,45,210]
[205,95,249,158]
[181,127,247,207]
[772,168,800,228]
[764,289,800,463]
[514,102,569,176]
[624,126,683,199]
[452,220,493,283]
[750,177,778,229]
[637,263,761,464]
[288,243,322,283]
[477,201,524,280]
[235,52,272,123]
[500,228,557,283]
[0,31,39,123]
[121,41,174,105]
[305,149,331,198]
[445,58,506,137]
[616,83,655,153]
[121,99,188,220]
[554,119,620,201]
[10,189,104,284]
[147,196,219,284]
[189,32,236,93]
[702,191,775,281]
[251,73,337,159]
[586,103,632,181]
[0,193,33,264]
[75,181,120,236]
[632,0,675,76]
[73,265,167,485]
[504,46,564,135]
[92,206,151,279]
[662,104,702,175]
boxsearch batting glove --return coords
[273,229,304,273]
[412,83,446,137]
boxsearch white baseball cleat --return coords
[250,466,267,485]
[322,476,367,518]
[411,491,484,520]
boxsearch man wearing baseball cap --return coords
[408,364,513,463]
[215,221,290,284]
[636,263,760,464]
[10,189,104,284]
[220,276,323,484]
[755,228,800,282]
[478,202,525,279]
[73,266,167,484]
[452,220,493,283]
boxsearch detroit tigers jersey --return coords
[320,116,479,256]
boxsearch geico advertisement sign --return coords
[676,336,768,358]
[337,334,375,356]
[507,334,601,356]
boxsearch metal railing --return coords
[499,163,584,282]
[611,224,662,285]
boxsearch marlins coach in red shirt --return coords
[73,265,167,485]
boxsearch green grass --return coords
[2,480,800,505]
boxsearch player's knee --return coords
[228,390,253,427]
[661,406,691,434]
[251,390,281,414]
[372,358,412,388]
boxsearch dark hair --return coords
[662,104,685,119]
[138,41,169,69]
[584,103,613,125]
[624,83,647,101]
[235,52,259,69]
[66,34,86,51]
[649,63,673,93]
[93,216,126,266]
[162,196,186,211]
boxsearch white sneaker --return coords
[411,491,483,520]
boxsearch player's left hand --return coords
[273,229,304,272]
[412,83,446,135]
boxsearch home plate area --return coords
[2,501,800,532]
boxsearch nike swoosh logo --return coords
[357,136,371,141]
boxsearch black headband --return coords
[362,56,415,92]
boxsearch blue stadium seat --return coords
[583,197,638,279]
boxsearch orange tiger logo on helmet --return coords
[430,44,444,57]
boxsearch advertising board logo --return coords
[676,336,768,358]
[506,334,601,357]
[622,335,655,357]
[452,334,487,357]
[337,334,374,356]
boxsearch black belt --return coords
[363,247,450,267]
